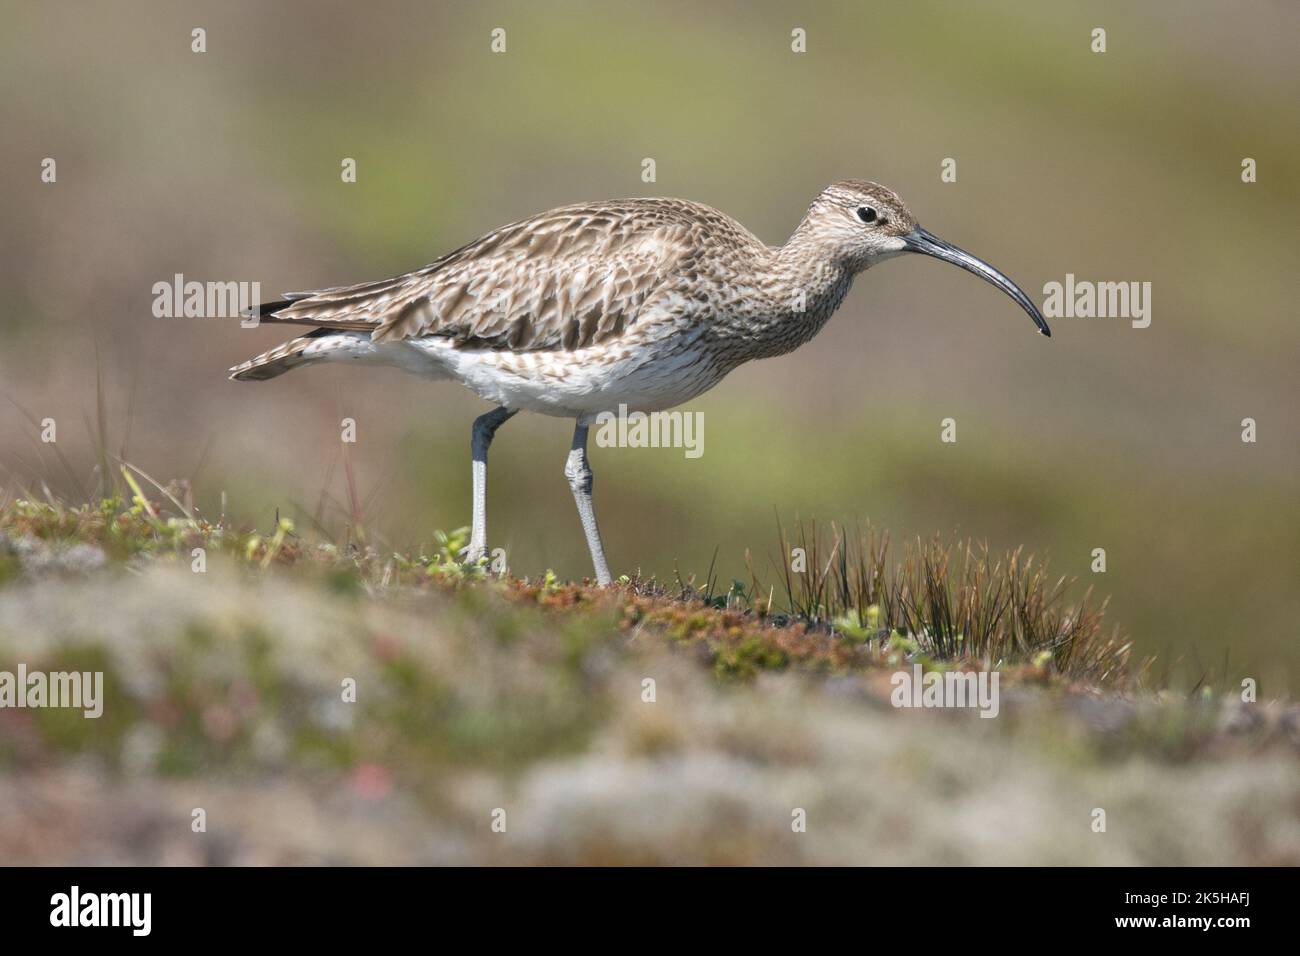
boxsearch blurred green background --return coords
[1,1,1296,689]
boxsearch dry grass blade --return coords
[772,517,1134,685]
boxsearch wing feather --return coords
[256,200,726,351]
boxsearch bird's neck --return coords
[741,239,855,352]
[772,234,853,297]
[697,225,858,366]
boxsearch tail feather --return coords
[229,330,331,382]
[238,298,295,323]
[238,296,377,333]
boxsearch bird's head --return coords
[797,180,1051,336]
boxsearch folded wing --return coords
[255,200,705,352]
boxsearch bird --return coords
[230,180,1050,586]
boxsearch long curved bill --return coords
[903,226,1051,337]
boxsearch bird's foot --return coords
[457,543,496,578]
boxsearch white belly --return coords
[308,329,728,418]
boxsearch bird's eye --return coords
[857,206,878,224]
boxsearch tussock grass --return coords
[765,519,1136,687]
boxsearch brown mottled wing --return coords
[257,201,706,351]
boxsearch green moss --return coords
[27,645,138,761]
[715,636,789,681]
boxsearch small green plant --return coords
[833,603,882,642]
[432,527,470,564]
[705,578,748,610]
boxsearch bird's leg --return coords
[466,406,516,566]
[565,421,612,586]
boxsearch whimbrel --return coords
[231,181,1050,584]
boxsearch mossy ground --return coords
[0,495,1296,864]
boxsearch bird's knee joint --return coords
[564,459,593,493]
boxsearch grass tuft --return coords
[769,518,1136,686]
